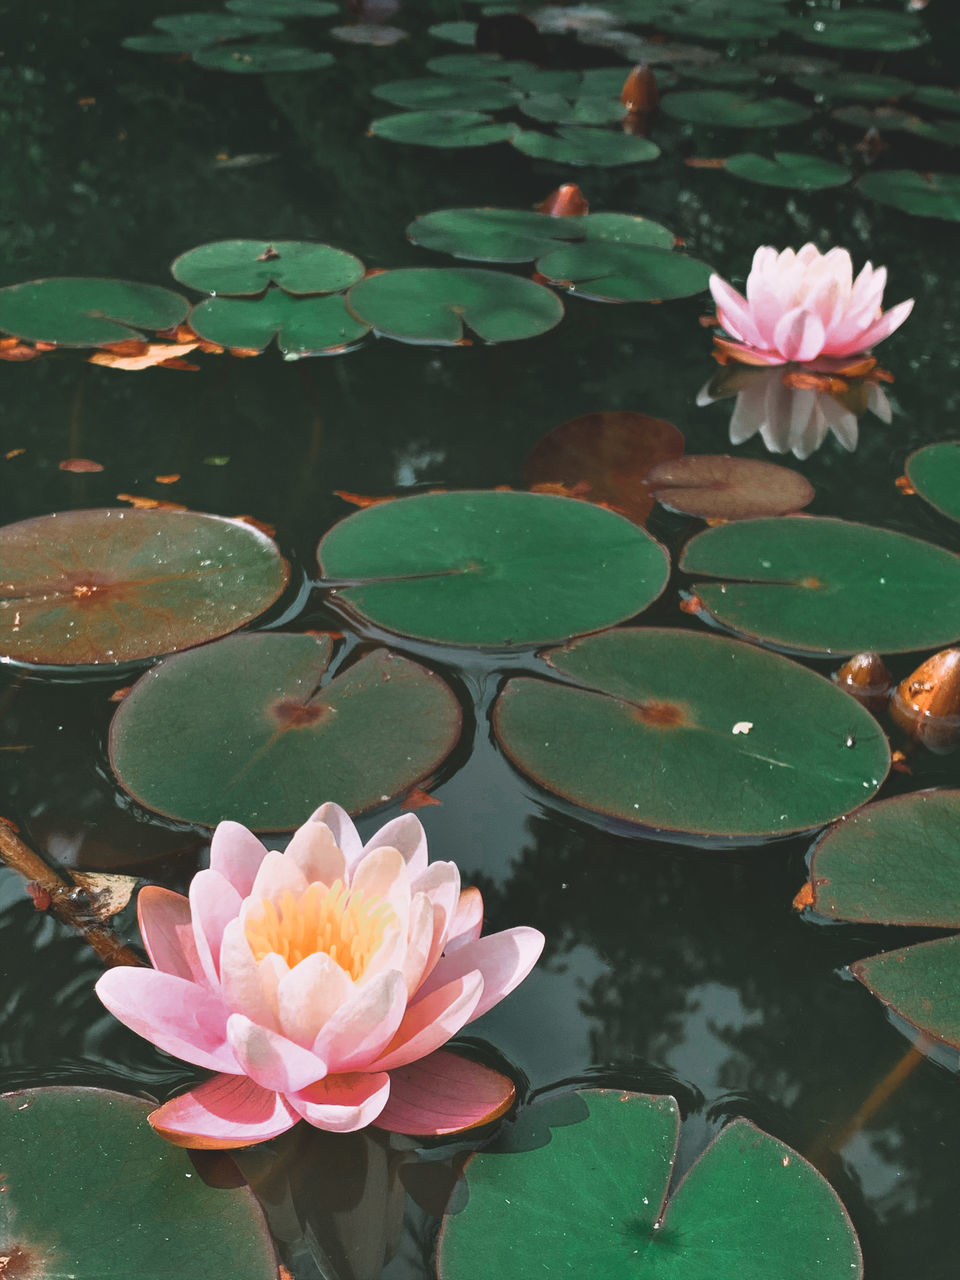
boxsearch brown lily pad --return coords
[647,454,814,520]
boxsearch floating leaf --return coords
[492,627,887,838]
[369,110,519,148]
[511,126,659,166]
[834,105,960,147]
[171,240,364,297]
[905,441,960,522]
[123,32,201,52]
[428,20,477,45]
[910,85,960,116]
[723,151,850,190]
[345,269,563,344]
[425,53,531,79]
[226,0,337,14]
[372,76,517,111]
[680,517,960,656]
[785,8,927,51]
[194,43,335,73]
[662,90,812,128]
[535,242,711,303]
[858,170,960,221]
[853,936,960,1051]
[439,1089,862,1280]
[110,633,461,829]
[518,92,624,126]
[317,490,669,647]
[509,68,583,94]
[648,454,814,519]
[0,278,189,346]
[189,291,369,355]
[0,1087,278,1280]
[792,71,913,102]
[406,209,674,264]
[0,508,289,667]
[153,12,284,41]
[681,62,762,87]
[524,410,685,525]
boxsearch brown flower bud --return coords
[889,648,960,753]
[831,652,892,715]
[621,64,659,113]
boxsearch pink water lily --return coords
[96,804,544,1148]
[709,244,913,366]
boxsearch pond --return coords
[2,1,960,1277]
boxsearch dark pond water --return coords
[2,1,960,1277]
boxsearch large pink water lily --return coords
[95,804,544,1148]
[709,244,913,366]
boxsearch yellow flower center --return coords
[244,880,394,980]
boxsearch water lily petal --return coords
[418,926,546,1023]
[445,886,484,951]
[227,1012,327,1093]
[137,886,204,983]
[209,821,267,897]
[219,917,281,1031]
[246,848,310,908]
[189,868,242,987]
[288,1071,391,1133]
[367,972,483,1072]
[149,1074,299,1148]
[95,967,237,1073]
[313,970,407,1072]
[375,1049,515,1136]
[709,275,765,349]
[349,845,411,933]
[362,813,428,878]
[772,306,826,362]
[401,892,437,997]
[311,802,363,865]
[827,297,914,357]
[276,950,354,1046]
[283,818,347,887]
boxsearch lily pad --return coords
[492,627,888,838]
[905,441,960,523]
[369,110,518,148]
[792,71,913,102]
[910,85,960,116]
[509,68,583,95]
[428,20,477,45]
[0,1087,278,1280]
[439,1090,862,1280]
[802,791,960,1050]
[372,77,517,112]
[194,43,335,73]
[858,170,960,221]
[535,242,711,303]
[154,13,284,41]
[0,508,289,667]
[425,53,531,79]
[317,490,669,648]
[0,278,189,346]
[171,240,364,297]
[724,151,850,190]
[519,92,625,126]
[680,517,960,656]
[188,291,370,355]
[406,209,674,264]
[226,0,337,14]
[109,632,461,829]
[785,8,927,52]
[345,269,563,344]
[123,32,202,53]
[834,105,960,147]
[647,455,814,519]
[681,63,761,87]
[662,90,812,128]
[511,126,660,166]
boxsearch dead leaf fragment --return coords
[70,871,139,920]
[402,787,442,811]
[89,341,201,371]
[792,881,815,912]
[154,474,181,485]
[115,493,188,511]
[59,457,104,473]
[5,448,26,460]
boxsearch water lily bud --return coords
[621,64,659,113]
[889,648,960,753]
[534,184,589,217]
[831,652,892,715]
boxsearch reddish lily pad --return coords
[0,508,289,667]
[680,517,960,656]
[171,240,364,297]
[905,441,960,523]
[492,627,888,839]
[647,454,814,520]
[0,278,189,346]
[0,1087,277,1280]
[109,632,461,829]
[317,490,669,648]
[438,1089,863,1280]
[523,410,686,525]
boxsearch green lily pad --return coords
[509,68,584,95]
[439,1090,862,1280]
[910,85,960,116]
[492,627,887,838]
[0,278,189,346]
[317,490,669,648]
[905,441,960,522]
[723,151,850,190]
[662,90,812,128]
[511,126,660,166]
[0,508,289,667]
[519,92,625,126]
[0,1087,278,1280]
[428,20,477,45]
[792,71,913,102]
[858,170,960,221]
[154,13,284,41]
[123,32,201,52]
[535,242,711,303]
[681,63,761,87]
[109,632,461,829]
[194,43,335,73]
[372,77,517,112]
[171,239,364,297]
[834,105,960,147]
[369,110,519,148]
[188,291,369,355]
[680,517,960,656]
[406,209,674,264]
[226,0,337,14]
[786,9,927,52]
[853,936,960,1051]
[345,268,563,344]
[425,53,531,79]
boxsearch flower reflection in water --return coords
[697,361,893,461]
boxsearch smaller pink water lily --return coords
[709,244,913,366]
[96,804,544,1148]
